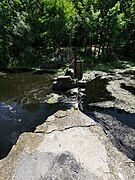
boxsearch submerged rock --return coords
[46,93,63,104]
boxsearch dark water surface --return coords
[85,106,135,129]
[84,77,115,104]
[121,83,135,96]
[0,72,70,159]
[0,72,53,103]
[83,77,135,160]
[83,78,135,129]
[1,73,135,160]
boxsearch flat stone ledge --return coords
[0,110,134,180]
[35,109,97,133]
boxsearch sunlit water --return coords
[0,73,135,160]
[0,72,70,159]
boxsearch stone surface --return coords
[65,68,75,79]
[106,79,135,113]
[46,93,62,104]
[88,110,135,160]
[84,69,135,113]
[52,76,76,91]
[75,60,84,80]
[83,67,135,161]
[0,110,134,180]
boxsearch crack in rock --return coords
[35,124,96,134]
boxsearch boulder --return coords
[52,76,77,91]
[65,68,75,79]
[0,110,134,180]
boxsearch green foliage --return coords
[0,0,134,67]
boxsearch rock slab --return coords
[0,110,134,180]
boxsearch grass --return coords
[82,55,135,72]
[4,48,135,74]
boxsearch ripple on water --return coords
[0,72,71,159]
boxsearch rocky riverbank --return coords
[0,110,135,180]
[83,66,135,161]
[83,67,135,113]
[0,66,135,180]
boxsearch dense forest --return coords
[0,0,134,68]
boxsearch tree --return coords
[0,0,134,67]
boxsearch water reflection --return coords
[84,77,115,105]
[0,72,70,159]
[0,72,53,103]
[0,101,69,159]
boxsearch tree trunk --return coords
[98,37,102,58]
[90,35,93,56]
[94,42,97,57]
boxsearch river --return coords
[0,72,70,159]
[0,72,135,160]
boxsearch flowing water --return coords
[0,73,135,160]
[0,72,70,159]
